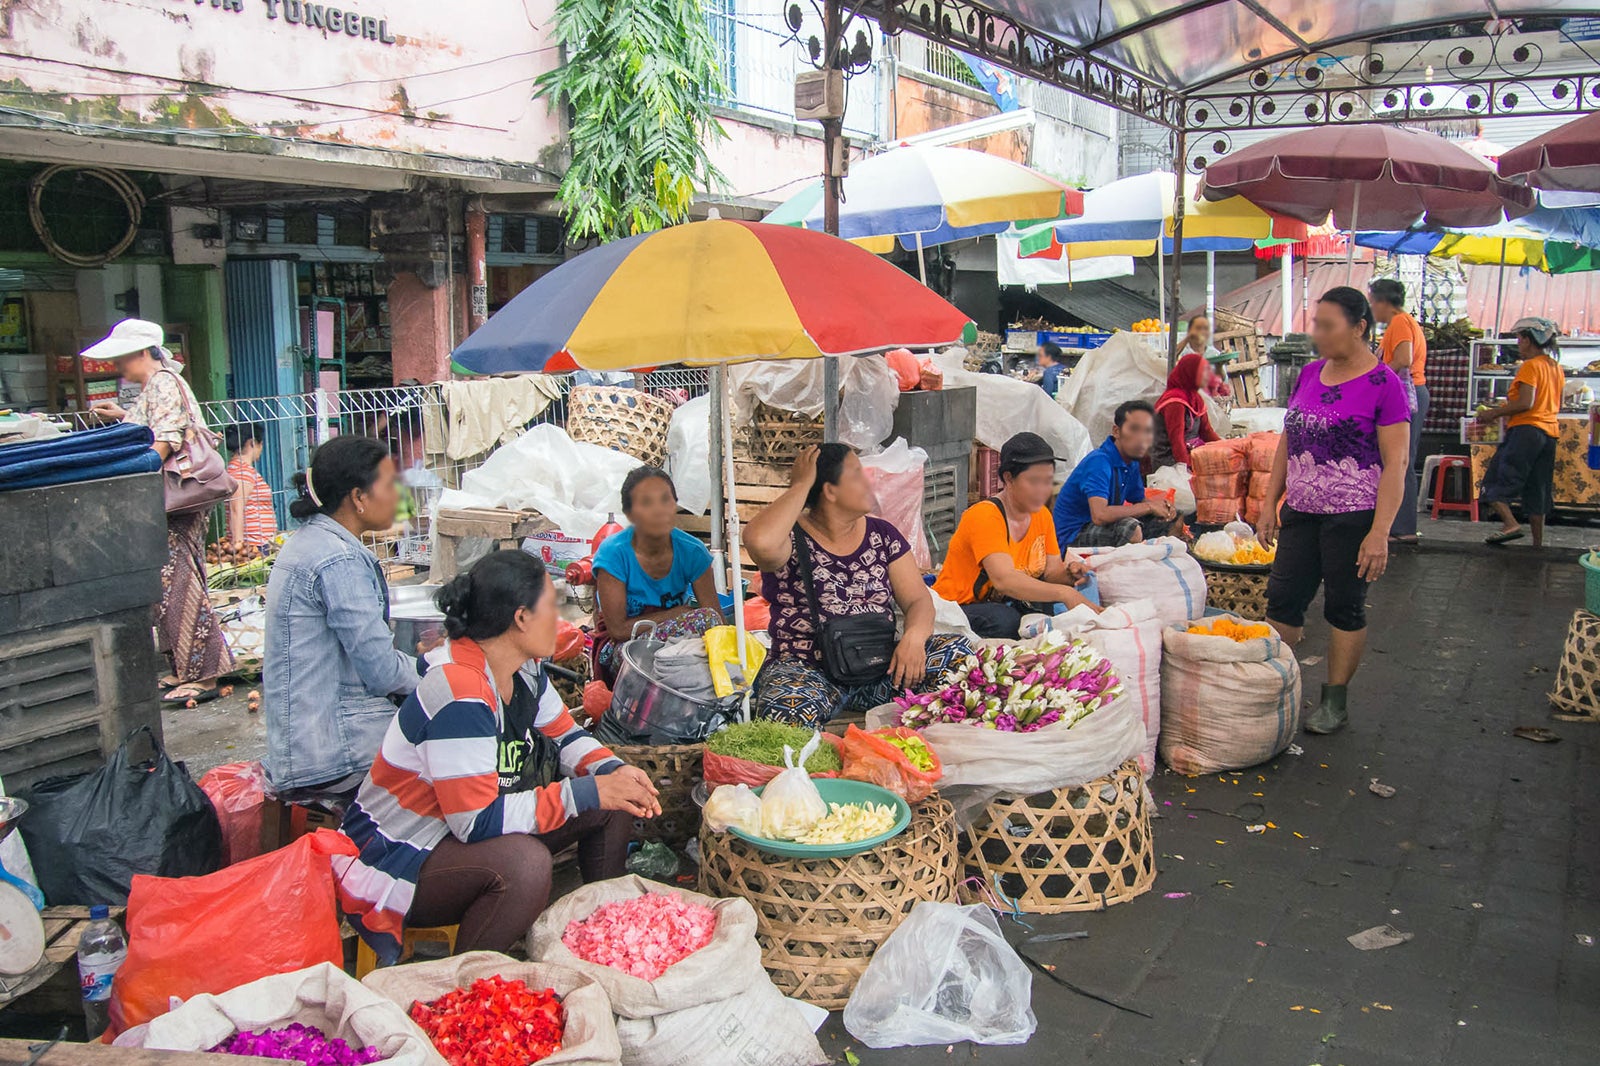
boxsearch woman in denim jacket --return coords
[263,436,423,797]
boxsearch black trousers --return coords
[1265,506,1374,632]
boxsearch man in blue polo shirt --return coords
[1054,400,1177,550]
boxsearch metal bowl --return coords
[0,796,29,842]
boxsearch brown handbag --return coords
[153,368,237,515]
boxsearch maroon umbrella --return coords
[1201,125,1534,231]
[1498,111,1600,195]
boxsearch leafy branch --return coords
[536,0,729,242]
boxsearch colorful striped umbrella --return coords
[763,144,1084,254]
[451,219,976,376]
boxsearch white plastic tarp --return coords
[438,423,639,540]
[728,355,899,453]
[927,349,1091,474]
[666,394,713,517]
[1054,332,1166,446]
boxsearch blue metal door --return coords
[224,259,304,526]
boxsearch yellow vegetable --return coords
[793,802,897,845]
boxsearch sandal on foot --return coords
[162,684,220,705]
[1485,530,1525,545]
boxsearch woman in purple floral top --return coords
[1258,287,1411,735]
[745,443,972,728]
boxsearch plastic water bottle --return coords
[77,905,127,1039]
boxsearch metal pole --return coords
[465,199,488,333]
[1206,250,1216,325]
[1494,237,1509,339]
[1167,136,1188,367]
[708,365,726,592]
[1344,185,1360,287]
[719,367,748,670]
[916,231,928,286]
[820,0,843,443]
[1281,246,1294,335]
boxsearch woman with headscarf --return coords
[86,319,233,705]
[1151,351,1223,470]
[1477,317,1567,548]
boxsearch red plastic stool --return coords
[1426,455,1479,521]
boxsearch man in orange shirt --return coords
[1369,280,1427,543]
[1477,317,1566,547]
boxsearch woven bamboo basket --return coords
[566,386,673,466]
[735,402,824,465]
[1549,609,1600,719]
[698,795,960,1008]
[1201,563,1269,621]
[611,743,703,848]
[964,760,1155,914]
[549,655,589,710]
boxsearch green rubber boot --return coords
[1303,684,1349,735]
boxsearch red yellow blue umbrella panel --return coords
[452,219,977,375]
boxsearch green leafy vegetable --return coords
[706,721,842,773]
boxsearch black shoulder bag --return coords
[792,526,898,687]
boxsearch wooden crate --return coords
[430,507,552,581]
[1212,307,1269,407]
[0,905,127,1013]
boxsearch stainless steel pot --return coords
[608,620,736,744]
[389,583,445,655]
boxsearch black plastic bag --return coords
[18,727,223,906]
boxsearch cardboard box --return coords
[522,530,590,567]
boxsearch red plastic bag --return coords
[583,680,613,723]
[107,829,357,1036]
[917,359,944,391]
[838,725,943,803]
[196,761,269,867]
[742,596,771,632]
[702,733,842,788]
[555,620,586,662]
[885,348,921,391]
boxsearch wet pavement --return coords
[161,537,1600,1066]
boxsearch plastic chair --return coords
[355,924,459,979]
[1423,455,1478,521]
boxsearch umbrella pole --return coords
[1345,185,1361,286]
[1167,135,1188,367]
[916,231,928,286]
[1281,246,1293,335]
[1495,237,1509,337]
[1157,250,1166,329]
[719,365,749,672]
[708,366,727,590]
[1206,250,1216,325]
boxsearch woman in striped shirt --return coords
[336,550,660,965]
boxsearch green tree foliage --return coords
[537,0,728,242]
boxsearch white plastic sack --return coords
[1228,406,1288,435]
[930,589,977,641]
[1081,538,1207,627]
[1053,333,1166,445]
[443,423,640,540]
[759,735,827,840]
[1160,619,1303,775]
[843,902,1035,1048]
[928,349,1091,473]
[867,690,1144,822]
[1148,463,1196,514]
[665,394,713,518]
[1063,599,1165,778]
[114,963,442,1065]
[528,876,826,1066]
[862,437,931,569]
[728,356,898,452]
[362,951,621,1066]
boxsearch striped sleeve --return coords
[531,667,623,779]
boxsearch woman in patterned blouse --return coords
[744,443,972,729]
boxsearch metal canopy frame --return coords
[859,1,1600,139]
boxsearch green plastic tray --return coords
[728,778,911,860]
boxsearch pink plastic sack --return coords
[862,439,931,570]
[885,348,921,391]
[197,761,269,866]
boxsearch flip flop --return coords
[1485,530,1525,546]
[162,685,221,705]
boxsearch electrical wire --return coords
[28,165,146,267]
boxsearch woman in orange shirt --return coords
[1369,280,1428,543]
[224,422,279,550]
[1477,318,1566,547]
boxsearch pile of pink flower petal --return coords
[561,893,717,980]
[209,1023,383,1065]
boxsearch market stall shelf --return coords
[612,743,703,848]
[0,905,126,1013]
[1200,562,1268,620]
[1549,609,1600,720]
[566,385,673,467]
[430,506,553,583]
[964,760,1155,914]
[697,794,960,1009]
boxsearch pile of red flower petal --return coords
[561,892,717,981]
[209,1023,382,1064]
[409,976,564,1066]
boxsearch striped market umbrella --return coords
[764,144,1084,280]
[452,219,976,376]
[451,219,976,670]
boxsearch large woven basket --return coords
[1549,609,1600,719]
[698,795,960,1008]
[566,386,673,466]
[1201,562,1269,621]
[736,402,824,466]
[610,743,703,848]
[964,760,1155,914]
[549,655,589,710]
